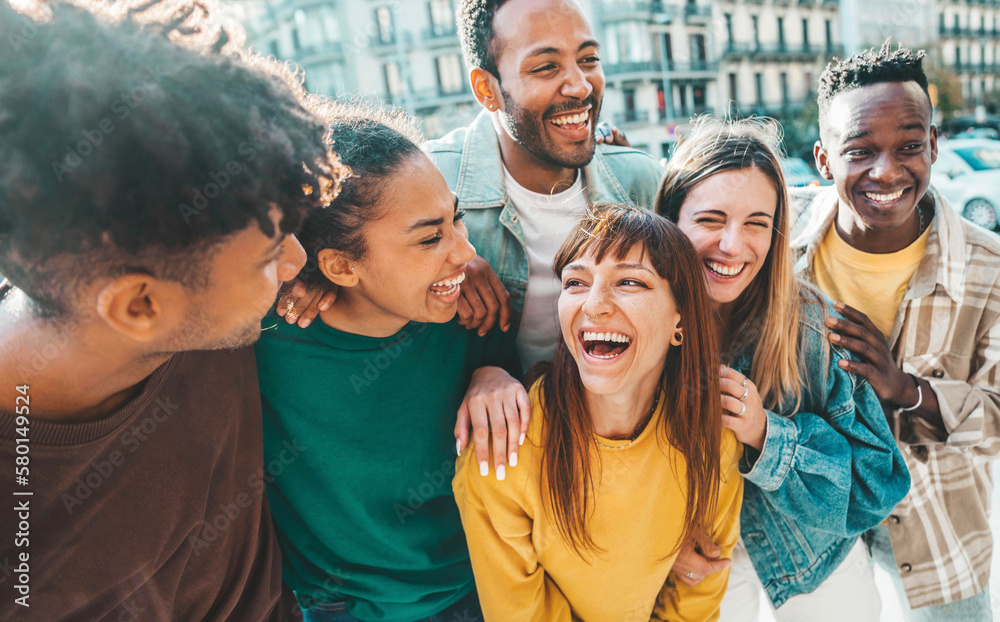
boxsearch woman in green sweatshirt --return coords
[253,103,520,622]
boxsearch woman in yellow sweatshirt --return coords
[454,204,743,621]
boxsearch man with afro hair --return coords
[0,0,343,619]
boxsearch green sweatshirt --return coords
[254,312,519,622]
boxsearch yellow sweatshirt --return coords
[453,383,743,621]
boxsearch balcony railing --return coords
[683,4,713,21]
[603,59,719,76]
[955,61,1000,73]
[292,40,344,63]
[613,110,651,126]
[724,42,844,60]
[422,25,458,42]
[601,0,676,20]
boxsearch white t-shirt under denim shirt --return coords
[502,166,589,372]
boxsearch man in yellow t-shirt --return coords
[812,217,931,341]
[788,43,1000,621]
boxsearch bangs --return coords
[553,204,665,279]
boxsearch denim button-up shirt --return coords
[424,111,663,333]
[730,293,911,608]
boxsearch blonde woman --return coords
[657,118,910,621]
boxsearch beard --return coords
[498,87,600,169]
[157,300,267,354]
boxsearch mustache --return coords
[545,96,600,118]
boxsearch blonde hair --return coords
[655,117,809,411]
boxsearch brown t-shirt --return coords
[0,347,282,621]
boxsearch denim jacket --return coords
[425,111,663,331]
[730,291,910,607]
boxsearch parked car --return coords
[781,157,829,187]
[931,138,1000,231]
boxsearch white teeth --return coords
[431,273,466,288]
[550,111,589,126]
[864,189,904,203]
[706,261,746,277]
[582,331,631,344]
[431,283,459,297]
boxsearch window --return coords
[664,33,673,63]
[729,72,738,106]
[752,16,760,49]
[693,82,706,111]
[691,34,707,63]
[436,54,464,94]
[429,0,453,35]
[777,17,785,49]
[725,13,733,46]
[805,71,813,95]
[375,6,395,44]
[780,72,789,106]
[755,72,764,108]
[825,19,832,51]
[384,61,404,97]
[624,87,637,121]
[319,7,340,43]
[269,40,280,57]
[677,85,688,116]
[802,18,809,48]
[956,45,962,70]
[291,28,301,51]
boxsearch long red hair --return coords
[534,203,723,557]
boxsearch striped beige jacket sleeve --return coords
[790,185,1000,608]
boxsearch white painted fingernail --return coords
[519,433,526,446]
[479,461,488,477]
[456,439,462,456]
[510,453,518,467]
[496,465,506,481]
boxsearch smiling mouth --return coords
[705,260,747,279]
[548,109,591,132]
[580,330,632,359]
[862,188,908,205]
[429,272,465,297]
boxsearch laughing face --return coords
[815,81,937,236]
[345,152,476,329]
[675,168,777,309]
[491,0,604,169]
[558,244,681,396]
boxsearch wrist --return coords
[896,374,923,411]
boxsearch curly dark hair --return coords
[0,0,346,317]
[294,100,425,289]
[817,40,930,119]
[457,0,514,78]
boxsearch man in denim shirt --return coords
[428,0,663,468]
[792,44,1000,620]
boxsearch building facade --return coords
[235,0,917,154]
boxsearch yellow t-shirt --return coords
[453,382,743,621]
[812,224,931,340]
